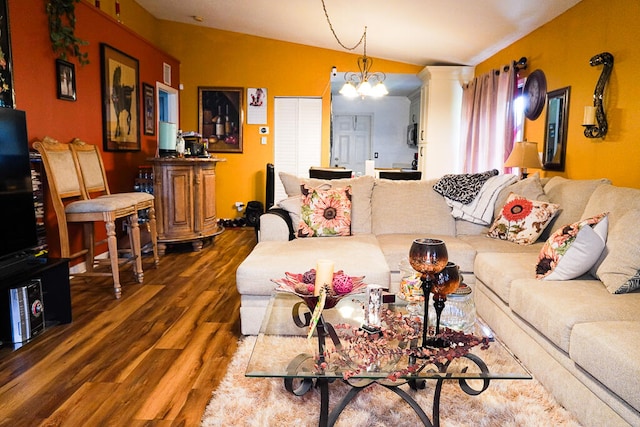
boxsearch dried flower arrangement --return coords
[321,308,491,381]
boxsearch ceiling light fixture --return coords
[321,0,388,99]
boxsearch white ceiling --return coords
[134,0,582,66]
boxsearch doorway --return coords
[331,114,372,175]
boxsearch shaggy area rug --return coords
[202,336,583,427]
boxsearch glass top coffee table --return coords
[246,292,531,427]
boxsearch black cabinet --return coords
[0,258,71,346]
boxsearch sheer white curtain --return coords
[459,64,516,173]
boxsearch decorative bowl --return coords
[272,271,367,310]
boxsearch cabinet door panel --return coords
[165,166,194,237]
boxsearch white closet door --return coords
[273,97,322,202]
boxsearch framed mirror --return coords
[543,86,570,171]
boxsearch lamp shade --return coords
[504,140,542,169]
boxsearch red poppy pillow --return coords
[298,184,352,237]
[487,193,560,245]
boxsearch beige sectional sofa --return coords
[235,172,640,427]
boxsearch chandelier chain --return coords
[321,0,367,54]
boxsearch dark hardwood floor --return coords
[0,227,257,426]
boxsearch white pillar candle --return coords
[314,259,334,296]
[365,160,375,176]
[583,106,596,126]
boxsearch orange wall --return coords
[151,22,422,218]
[476,0,640,188]
[10,0,179,257]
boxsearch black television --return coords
[0,109,38,271]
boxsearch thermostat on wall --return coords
[259,126,269,134]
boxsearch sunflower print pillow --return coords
[487,192,560,245]
[298,184,352,237]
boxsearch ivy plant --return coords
[46,0,89,66]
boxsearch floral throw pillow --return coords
[298,184,352,237]
[487,193,560,245]
[536,213,609,280]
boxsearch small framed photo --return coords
[56,59,76,101]
[142,83,155,135]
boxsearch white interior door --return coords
[331,115,371,175]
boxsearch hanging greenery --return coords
[46,0,89,66]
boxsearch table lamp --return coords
[504,140,542,179]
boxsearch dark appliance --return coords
[407,123,418,147]
[0,109,39,279]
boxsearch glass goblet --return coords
[408,238,448,346]
[432,262,461,338]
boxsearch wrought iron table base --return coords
[286,302,491,427]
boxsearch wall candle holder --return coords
[583,52,614,139]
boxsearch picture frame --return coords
[0,0,15,108]
[56,59,76,101]
[543,86,570,171]
[142,83,155,135]
[198,86,243,153]
[100,43,140,151]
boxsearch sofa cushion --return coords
[593,209,640,293]
[541,176,611,240]
[570,321,640,411]
[376,234,476,275]
[536,213,608,280]
[298,184,352,237]
[371,179,455,236]
[487,193,559,245]
[474,252,539,303]
[279,173,374,234]
[236,234,390,297]
[509,279,640,352]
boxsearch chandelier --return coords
[322,1,388,98]
[339,31,388,98]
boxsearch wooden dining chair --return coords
[70,138,159,267]
[33,137,143,299]
[378,170,422,180]
[309,167,353,180]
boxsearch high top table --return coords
[246,292,532,427]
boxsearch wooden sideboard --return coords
[149,157,225,255]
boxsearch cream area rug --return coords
[202,336,583,427]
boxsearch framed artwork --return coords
[247,87,267,124]
[100,43,140,151]
[56,59,76,101]
[0,0,15,108]
[142,83,155,135]
[198,86,243,153]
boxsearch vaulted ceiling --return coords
[134,0,582,66]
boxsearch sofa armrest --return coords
[258,208,296,242]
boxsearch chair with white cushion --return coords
[33,136,143,298]
[70,138,159,268]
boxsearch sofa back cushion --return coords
[582,184,640,293]
[371,179,456,236]
[278,172,374,234]
[541,176,611,240]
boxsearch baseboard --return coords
[68,252,109,275]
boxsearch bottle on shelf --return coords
[216,106,225,139]
[176,129,185,157]
[224,105,231,135]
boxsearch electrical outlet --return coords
[234,201,245,212]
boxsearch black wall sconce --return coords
[582,52,614,138]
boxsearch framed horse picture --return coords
[100,44,140,151]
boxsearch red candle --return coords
[95,0,100,7]
[115,0,120,15]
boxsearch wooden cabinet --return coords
[149,158,224,255]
